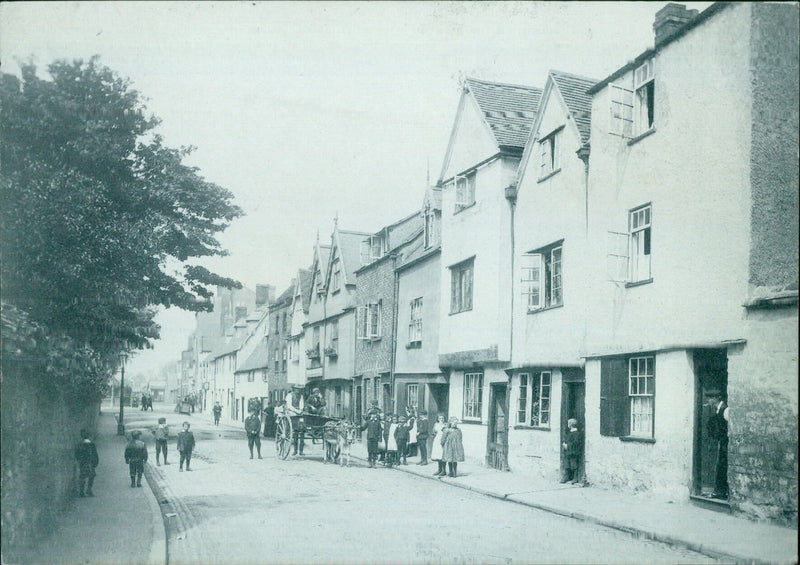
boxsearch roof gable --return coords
[549,70,597,146]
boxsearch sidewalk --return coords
[347,441,797,564]
[6,410,166,565]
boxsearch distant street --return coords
[123,405,714,565]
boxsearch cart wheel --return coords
[275,415,292,460]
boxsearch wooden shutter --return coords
[600,357,630,437]
[521,253,543,310]
[606,231,630,283]
[609,84,634,138]
[360,240,371,265]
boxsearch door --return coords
[693,349,728,497]
[428,383,449,422]
[487,383,509,471]
[560,370,585,482]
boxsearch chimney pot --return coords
[653,3,698,46]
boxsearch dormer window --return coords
[455,172,476,212]
[360,235,385,264]
[538,126,563,180]
[331,259,341,292]
[634,59,655,135]
[424,205,440,249]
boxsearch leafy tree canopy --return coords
[1,57,243,361]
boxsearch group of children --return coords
[360,403,465,476]
[122,419,196,489]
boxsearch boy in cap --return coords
[124,430,148,487]
[152,417,169,466]
[359,412,383,468]
[394,416,410,465]
[415,410,430,465]
[244,409,262,459]
[75,429,99,496]
[177,421,196,471]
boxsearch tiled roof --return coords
[297,269,312,311]
[549,70,597,145]
[465,77,542,150]
[235,338,269,372]
[274,284,294,308]
[397,229,439,270]
[214,334,245,358]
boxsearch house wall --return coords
[507,370,564,480]
[395,250,441,374]
[586,4,753,356]
[439,158,515,361]
[442,93,501,181]
[585,350,695,501]
[321,312,356,381]
[354,257,396,380]
[268,302,291,396]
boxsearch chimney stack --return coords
[256,284,275,307]
[653,3,698,46]
[234,306,248,322]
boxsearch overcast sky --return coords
[1,1,711,377]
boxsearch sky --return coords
[1,1,712,376]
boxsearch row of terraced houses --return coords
[180,3,798,525]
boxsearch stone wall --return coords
[1,366,99,550]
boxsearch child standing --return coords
[431,414,447,476]
[177,421,196,472]
[442,417,465,477]
[152,417,169,466]
[124,431,148,488]
[562,418,582,484]
[385,415,399,468]
[75,429,99,497]
[415,411,430,465]
[395,416,410,465]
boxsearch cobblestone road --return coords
[130,410,716,565]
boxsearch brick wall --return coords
[354,257,396,380]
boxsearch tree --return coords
[1,58,243,400]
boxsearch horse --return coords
[323,421,359,467]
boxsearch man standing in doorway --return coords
[707,391,729,499]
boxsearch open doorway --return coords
[561,369,585,483]
[693,349,728,499]
[487,383,509,471]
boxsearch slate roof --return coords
[235,338,269,373]
[273,284,294,308]
[337,230,372,284]
[465,77,542,150]
[214,334,246,359]
[549,70,598,146]
[297,269,312,311]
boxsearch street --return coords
[125,406,714,565]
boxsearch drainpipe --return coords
[504,182,517,384]
[576,144,591,235]
[390,252,400,415]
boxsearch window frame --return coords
[408,297,423,346]
[462,371,483,422]
[331,259,341,292]
[538,127,563,179]
[407,383,419,411]
[629,204,652,284]
[633,59,655,136]
[600,355,656,440]
[628,356,655,438]
[516,371,552,427]
[454,172,476,212]
[522,242,563,312]
[450,257,474,314]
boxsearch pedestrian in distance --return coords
[561,418,582,484]
[405,405,418,458]
[124,430,148,488]
[431,414,447,476]
[395,415,410,465]
[212,401,222,426]
[75,428,99,497]
[177,421,195,471]
[245,410,262,459]
[360,412,383,468]
[377,413,388,462]
[141,393,148,411]
[442,417,465,478]
[707,391,729,499]
[152,417,169,466]
[415,410,430,466]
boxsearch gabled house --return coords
[354,211,422,418]
[394,186,445,420]
[437,77,542,468]
[305,225,370,417]
[507,70,598,480]
[286,268,312,397]
[583,2,797,524]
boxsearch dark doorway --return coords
[428,383,449,422]
[487,383,509,471]
[382,382,392,415]
[560,370,585,482]
[693,349,728,498]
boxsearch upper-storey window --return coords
[609,58,655,139]
[450,257,474,314]
[331,259,341,292]
[455,171,476,212]
[606,204,652,286]
[360,235,385,264]
[424,205,440,249]
[538,128,562,179]
[522,242,563,311]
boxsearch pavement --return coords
[14,405,797,565]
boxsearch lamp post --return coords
[117,351,128,436]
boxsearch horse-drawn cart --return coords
[274,408,358,464]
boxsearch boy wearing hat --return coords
[177,421,196,471]
[306,387,326,415]
[415,410,430,465]
[124,431,148,487]
[75,429,99,497]
[244,410,262,459]
[359,412,383,468]
[152,417,170,466]
[394,416,410,465]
